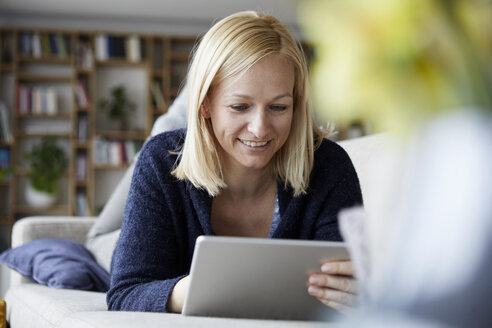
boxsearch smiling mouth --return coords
[239,139,269,147]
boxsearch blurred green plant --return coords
[0,167,14,181]
[98,85,136,130]
[25,137,68,195]
[300,0,492,134]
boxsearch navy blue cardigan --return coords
[107,129,362,312]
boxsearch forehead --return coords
[214,54,295,99]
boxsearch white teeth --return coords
[241,140,268,147]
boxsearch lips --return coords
[239,139,269,147]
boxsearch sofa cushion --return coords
[60,311,333,328]
[6,284,106,328]
[0,238,109,292]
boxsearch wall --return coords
[0,12,303,39]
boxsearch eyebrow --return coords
[229,92,293,100]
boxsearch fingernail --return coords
[308,286,320,296]
[309,276,320,285]
[321,264,331,273]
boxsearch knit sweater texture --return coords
[107,129,362,312]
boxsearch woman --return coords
[107,11,362,315]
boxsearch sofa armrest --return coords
[11,216,97,248]
[9,216,97,287]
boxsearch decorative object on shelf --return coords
[24,137,68,207]
[98,85,136,131]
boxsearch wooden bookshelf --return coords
[0,27,196,249]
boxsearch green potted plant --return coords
[0,167,13,182]
[24,137,68,207]
[98,85,136,130]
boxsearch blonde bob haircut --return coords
[172,11,325,197]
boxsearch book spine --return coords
[32,32,42,58]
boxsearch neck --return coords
[222,165,276,200]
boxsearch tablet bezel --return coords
[182,235,350,321]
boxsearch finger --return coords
[317,298,353,315]
[321,261,354,276]
[309,274,358,294]
[307,285,357,306]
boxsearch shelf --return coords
[170,53,190,61]
[1,27,197,246]
[95,130,146,140]
[17,113,71,119]
[93,164,130,169]
[76,106,93,112]
[96,60,148,67]
[14,167,70,176]
[16,133,72,138]
[0,216,10,224]
[73,141,90,148]
[18,74,72,82]
[18,56,73,64]
[75,68,94,74]
[75,180,88,187]
[0,65,14,72]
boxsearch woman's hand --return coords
[307,260,358,314]
[168,275,190,313]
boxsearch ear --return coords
[200,98,211,119]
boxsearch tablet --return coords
[182,235,350,321]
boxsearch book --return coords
[75,81,90,107]
[40,33,51,56]
[76,192,88,216]
[76,154,87,180]
[76,41,93,69]
[126,34,141,62]
[55,33,67,58]
[45,87,58,115]
[77,116,88,141]
[19,32,32,56]
[32,32,42,58]
[49,33,57,55]
[151,80,166,110]
[0,103,12,143]
[95,34,108,61]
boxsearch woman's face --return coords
[203,54,295,173]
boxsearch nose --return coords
[247,108,270,138]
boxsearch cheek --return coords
[278,112,294,139]
[210,112,243,139]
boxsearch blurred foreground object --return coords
[366,111,492,327]
[300,0,492,134]
[0,300,5,328]
[300,1,492,326]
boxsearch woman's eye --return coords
[270,104,288,111]
[230,104,249,111]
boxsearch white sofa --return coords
[4,132,398,328]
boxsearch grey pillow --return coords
[85,159,135,272]
[85,85,188,272]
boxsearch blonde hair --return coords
[172,11,325,196]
